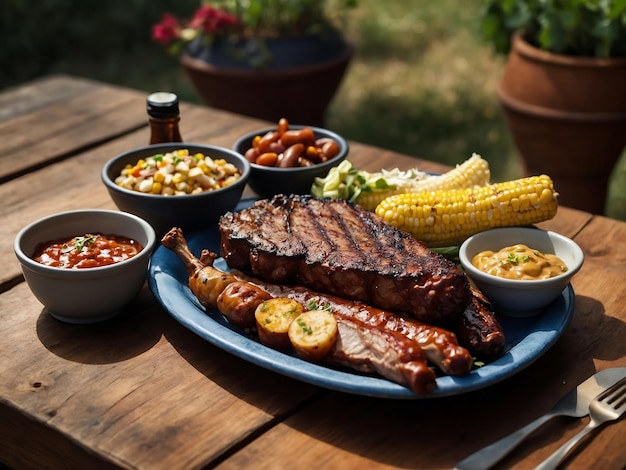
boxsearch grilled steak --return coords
[219,195,472,324]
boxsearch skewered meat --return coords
[218,194,472,325]
[161,230,237,309]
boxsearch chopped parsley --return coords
[62,234,96,253]
[307,298,334,312]
[505,252,530,264]
[296,318,313,335]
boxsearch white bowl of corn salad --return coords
[102,143,250,236]
[459,227,584,317]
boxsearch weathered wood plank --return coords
[218,353,626,470]
[0,75,98,122]
[0,79,147,181]
[537,206,592,238]
[0,281,316,469]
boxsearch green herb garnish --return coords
[73,234,96,252]
[307,298,334,312]
[296,319,313,335]
[473,359,485,368]
[505,252,529,264]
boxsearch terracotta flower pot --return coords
[181,35,354,127]
[498,32,626,214]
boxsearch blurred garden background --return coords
[2,0,625,220]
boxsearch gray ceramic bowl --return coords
[233,125,348,198]
[459,227,584,317]
[102,143,250,236]
[14,209,156,324]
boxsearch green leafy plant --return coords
[479,0,626,58]
[153,0,358,66]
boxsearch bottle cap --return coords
[147,92,179,118]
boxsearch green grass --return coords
[327,0,523,182]
[2,0,625,219]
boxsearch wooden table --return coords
[1,75,625,470]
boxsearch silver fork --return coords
[534,377,626,470]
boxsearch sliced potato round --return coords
[255,298,304,350]
[288,310,338,362]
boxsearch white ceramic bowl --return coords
[459,227,584,317]
[14,209,156,324]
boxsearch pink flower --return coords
[152,13,181,45]
[189,5,237,34]
[152,4,240,53]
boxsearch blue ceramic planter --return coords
[181,33,353,126]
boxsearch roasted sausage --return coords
[161,228,237,309]
[217,281,272,329]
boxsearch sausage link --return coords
[217,281,272,329]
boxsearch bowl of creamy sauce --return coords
[471,243,568,281]
[459,228,584,317]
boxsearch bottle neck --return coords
[149,116,183,144]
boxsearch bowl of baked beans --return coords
[102,143,250,236]
[233,118,348,198]
[14,209,156,324]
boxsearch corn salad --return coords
[115,149,242,196]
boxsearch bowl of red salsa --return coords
[14,209,156,324]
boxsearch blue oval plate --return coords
[148,198,575,399]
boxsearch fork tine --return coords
[534,375,626,470]
[597,376,626,403]
[606,379,626,409]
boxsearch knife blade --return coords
[455,367,626,470]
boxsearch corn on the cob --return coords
[355,153,491,211]
[375,175,559,247]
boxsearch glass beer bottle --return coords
[147,92,183,144]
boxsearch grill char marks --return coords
[220,197,303,281]
[288,198,374,299]
[219,195,471,324]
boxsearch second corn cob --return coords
[355,153,491,211]
[311,153,491,210]
[375,175,559,247]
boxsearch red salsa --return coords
[33,233,143,269]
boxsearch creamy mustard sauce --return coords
[472,244,568,280]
